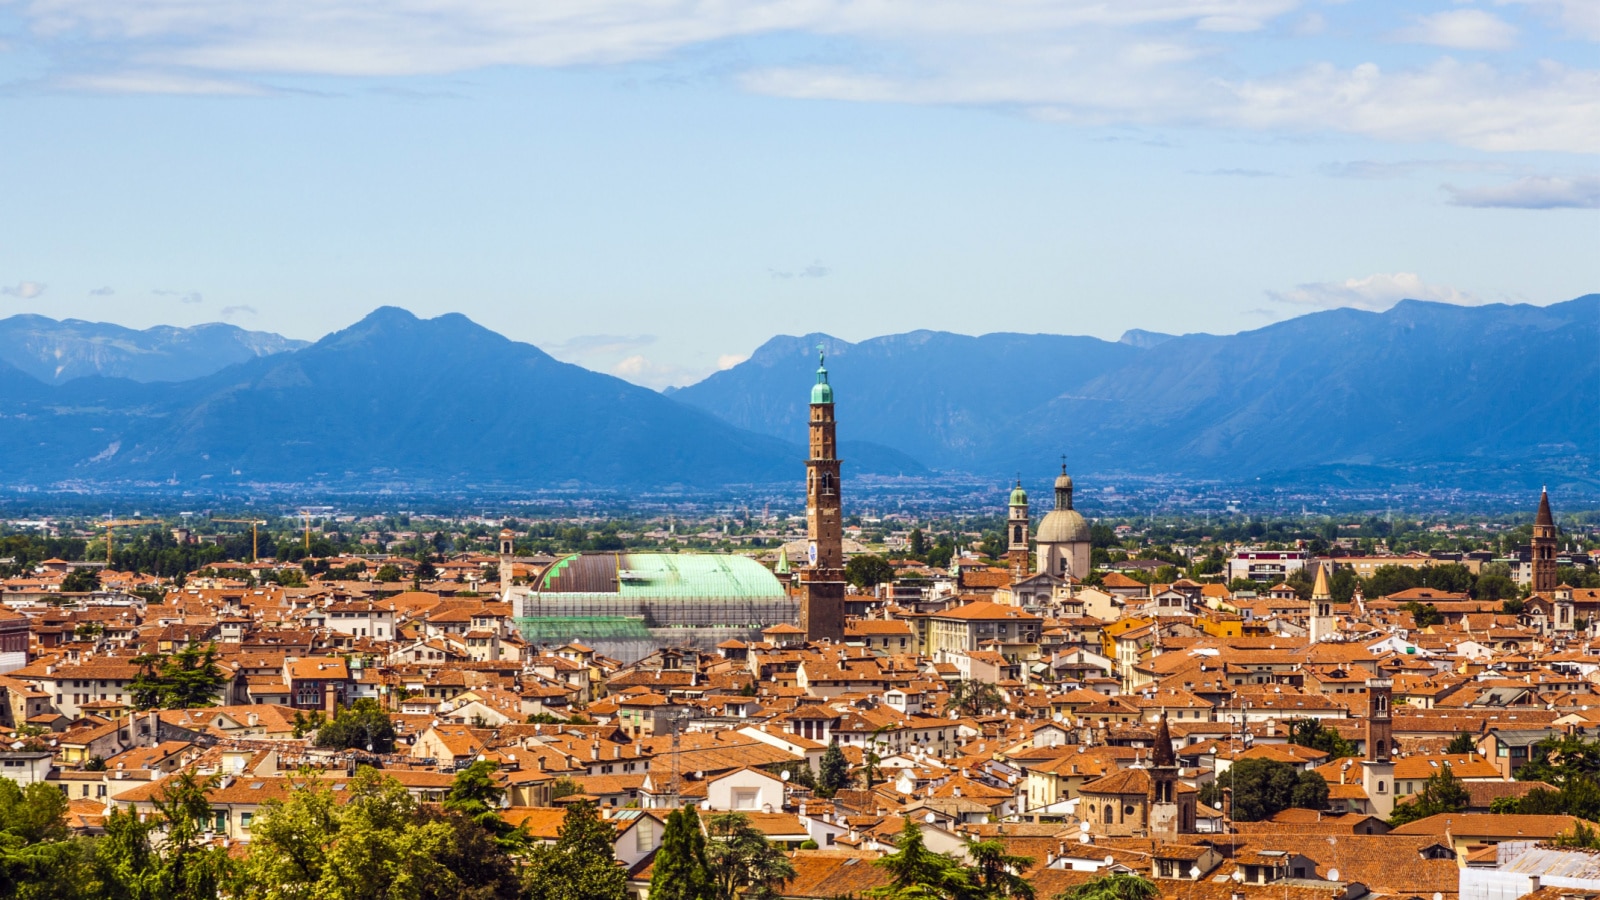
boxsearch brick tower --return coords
[1361,678,1395,819]
[799,346,846,643]
[1532,488,1558,593]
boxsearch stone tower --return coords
[799,347,846,643]
[1361,678,1395,819]
[1308,562,1335,643]
[1148,713,1184,838]
[498,528,515,607]
[1533,488,1558,594]
[1007,480,1030,580]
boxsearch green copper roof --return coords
[811,344,833,405]
[538,552,788,600]
[1009,483,1028,506]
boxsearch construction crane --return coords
[212,518,269,563]
[298,510,315,555]
[99,519,157,567]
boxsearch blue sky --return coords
[0,0,1595,388]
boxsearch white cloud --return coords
[1498,0,1600,42]
[1394,10,1518,50]
[716,353,748,371]
[1268,272,1478,311]
[1,281,46,299]
[219,304,257,318]
[89,285,115,296]
[58,70,264,94]
[12,0,1599,153]
[1445,174,1600,208]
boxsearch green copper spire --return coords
[1009,478,1028,507]
[810,343,834,405]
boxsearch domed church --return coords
[1035,462,1092,580]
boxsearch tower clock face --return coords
[808,542,818,565]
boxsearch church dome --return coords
[1055,472,1073,492]
[1037,508,1090,544]
[1009,484,1028,507]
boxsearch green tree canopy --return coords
[1388,763,1470,826]
[1055,873,1159,900]
[523,801,625,900]
[1227,758,1328,822]
[705,812,795,900]
[313,698,397,754]
[1288,718,1357,759]
[650,806,713,900]
[866,818,973,900]
[128,644,227,710]
[817,739,850,799]
[845,555,897,591]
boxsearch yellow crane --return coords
[212,518,269,563]
[298,510,315,554]
[100,519,157,567]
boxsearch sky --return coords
[0,1,1596,390]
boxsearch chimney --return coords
[537,756,546,772]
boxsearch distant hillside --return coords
[0,315,308,383]
[675,296,1600,488]
[0,308,923,488]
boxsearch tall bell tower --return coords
[799,346,846,643]
[1007,479,1030,580]
[1533,488,1558,593]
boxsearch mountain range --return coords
[674,295,1600,488]
[0,316,307,384]
[0,297,1593,492]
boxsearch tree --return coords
[1388,763,1469,825]
[312,698,397,754]
[444,761,523,849]
[523,802,625,900]
[128,643,227,710]
[61,568,101,593]
[705,812,795,900]
[817,739,850,799]
[1288,718,1357,759]
[0,778,92,900]
[237,767,515,900]
[1401,601,1444,628]
[1517,734,1600,786]
[1055,873,1159,900]
[146,769,233,900]
[909,529,928,559]
[969,839,1035,900]
[1227,758,1328,822]
[846,555,897,591]
[945,679,1003,718]
[374,564,403,583]
[866,818,973,900]
[650,806,713,900]
[1445,732,1478,755]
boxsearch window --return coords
[637,818,655,851]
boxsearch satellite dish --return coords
[1105,856,1115,867]
[1434,894,1443,900]
[925,812,937,824]
[1079,834,1091,844]
[780,770,791,782]
[1190,866,1202,879]
[1328,869,1340,883]
[1081,821,1091,832]
[1232,871,1245,883]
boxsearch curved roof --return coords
[1038,508,1090,544]
[537,552,787,600]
